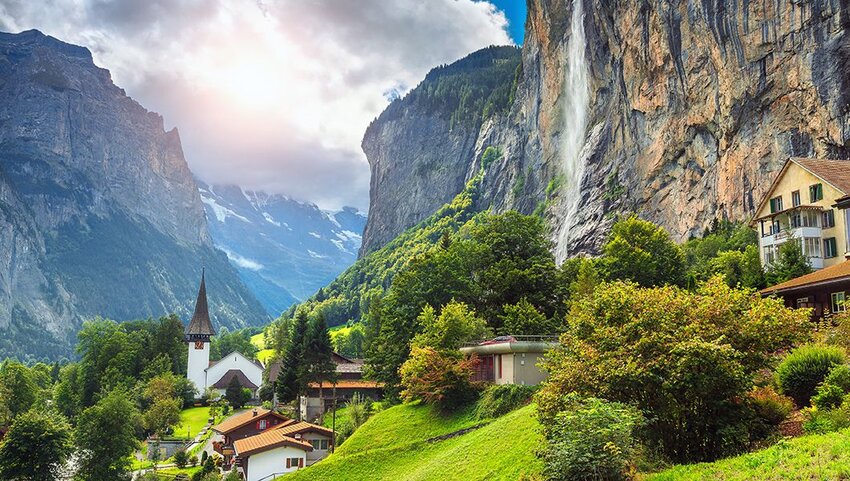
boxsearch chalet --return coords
[751,158,850,270]
[185,270,264,397]
[267,421,336,465]
[761,259,850,321]
[268,352,383,421]
[212,407,294,469]
[233,430,314,481]
[460,335,559,386]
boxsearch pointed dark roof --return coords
[186,270,216,336]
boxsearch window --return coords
[770,196,784,213]
[823,209,836,228]
[832,292,846,313]
[763,245,776,265]
[797,297,812,308]
[286,457,303,469]
[257,419,267,430]
[792,190,801,207]
[825,237,838,258]
[810,183,824,202]
[790,212,802,228]
[804,237,822,258]
[310,439,330,450]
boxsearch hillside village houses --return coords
[754,158,850,319]
[183,272,336,476]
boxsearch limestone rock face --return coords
[0,30,267,359]
[360,0,850,261]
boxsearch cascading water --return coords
[554,0,590,262]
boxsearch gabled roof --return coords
[307,380,382,389]
[761,260,850,294]
[185,270,216,337]
[233,430,313,457]
[211,369,259,389]
[752,158,850,223]
[267,352,358,380]
[270,421,335,438]
[212,408,293,434]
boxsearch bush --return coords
[813,383,846,410]
[803,400,850,434]
[539,393,642,481]
[777,345,845,406]
[173,448,189,469]
[399,347,479,411]
[476,384,536,419]
[749,386,794,425]
[824,364,850,393]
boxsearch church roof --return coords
[186,269,216,337]
[211,369,259,389]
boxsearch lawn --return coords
[284,403,543,481]
[170,406,213,440]
[251,332,275,364]
[646,429,850,480]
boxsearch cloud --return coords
[219,247,264,271]
[0,0,513,210]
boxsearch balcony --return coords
[761,226,823,247]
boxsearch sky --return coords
[0,0,526,211]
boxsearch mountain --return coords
[360,0,850,261]
[0,30,268,360]
[198,181,366,316]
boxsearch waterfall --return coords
[554,0,589,262]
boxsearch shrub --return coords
[539,393,642,481]
[777,345,845,406]
[804,399,850,435]
[824,364,850,393]
[476,384,536,419]
[173,448,189,469]
[538,278,808,462]
[399,347,478,411]
[189,455,198,467]
[813,383,846,410]
[749,386,794,425]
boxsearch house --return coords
[266,421,336,465]
[751,158,850,270]
[460,335,559,386]
[212,407,294,469]
[268,352,384,421]
[233,429,314,481]
[185,270,264,397]
[761,259,850,321]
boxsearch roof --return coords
[185,270,216,337]
[459,336,559,356]
[761,260,850,294]
[752,204,823,222]
[753,158,850,221]
[307,380,382,389]
[267,353,360,380]
[270,421,335,437]
[233,430,313,457]
[212,408,293,434]
[211,369,259,389]
[335,363,364,374]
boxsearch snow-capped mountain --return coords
[198,181,367,316]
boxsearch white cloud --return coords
[219,247,264,271]
[0,0,512,210]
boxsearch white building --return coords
[185,270,263,397]
[233,429,313,480]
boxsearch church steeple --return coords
[185,268,216,340]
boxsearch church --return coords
[185,270,264,398]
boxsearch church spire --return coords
[185,268,216,339]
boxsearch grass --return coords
[251,332,275,364]
[284,403,543,480]
[646,429,850,480]
[170,406,212,440]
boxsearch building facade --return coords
[752,158,850,270]
[186,270,216,395]
[460,336,558,386]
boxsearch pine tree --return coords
[276,310,309,405]
[767,238,812,285]
[305,314,337,410]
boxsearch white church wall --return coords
[206,351,264,390]
[187,341,210,395]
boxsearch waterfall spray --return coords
[554,0,590,262]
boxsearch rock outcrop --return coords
[0,30,268,359]
[360,0,850,261]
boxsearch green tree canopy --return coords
[75,389,140,481]
[601,215,686,287]
[0,409,73,481]
[767,238,812,286]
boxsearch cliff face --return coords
[0,30,267,359]
[361,0,850,261]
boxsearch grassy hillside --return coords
[647,429,850,480]
[286,403,543,480]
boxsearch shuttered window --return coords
[810,183,823,202]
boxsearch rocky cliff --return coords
[360,0,850,261]
[0,30,267,360]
